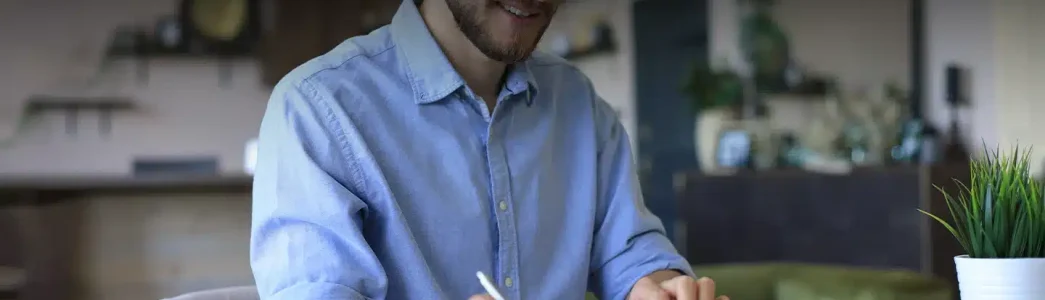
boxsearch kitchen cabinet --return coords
[259,0,398,86]
[0,174,253,300]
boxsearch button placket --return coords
[486,102,520,295]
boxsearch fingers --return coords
[697,277,716,300]
[628,277,673,300]
[468,294,495,300]
[632,288,673,300]
[660,276,698,300]
[661,276,720,300]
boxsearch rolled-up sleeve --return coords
[587,98,694,300]
[250,79,386,300]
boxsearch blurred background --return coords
[0,0,1040,299]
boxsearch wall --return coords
[924,0,997,155]
[543,0,638,151]
[992,1,1045,171]
[710,0,910,93]
[775,0,911,92]
[925,0,1045,173]
[0,0,269,176]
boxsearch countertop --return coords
[0,174,252,197]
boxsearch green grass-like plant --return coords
[918,145,1045,258]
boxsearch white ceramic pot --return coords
[695,107,734,173]
[955,255,1045,300]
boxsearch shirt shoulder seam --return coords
[299,42,396,85]
[560,63,614,157]
[296,69,373,196]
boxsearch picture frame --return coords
[714,128,753,170]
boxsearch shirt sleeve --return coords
[250,79,386,300]
[587,97,695,300]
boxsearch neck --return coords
[420,0,506,103]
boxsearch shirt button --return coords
[504,277,513,288]
[498,201,508,211]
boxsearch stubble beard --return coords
[445,0,550,63]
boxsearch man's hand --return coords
[468,271,729,300]
[627,270,729,300]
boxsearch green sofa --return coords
[165,264,952,300]
[587,263,953,300]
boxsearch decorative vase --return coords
[695,107,736,173]
[954,255,1045,299]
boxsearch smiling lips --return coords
[495,0,542,18]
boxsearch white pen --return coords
[476,271,507,300]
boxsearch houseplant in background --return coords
[683,62,745,172]
[685,0,806,172]
[918,145,1045,300]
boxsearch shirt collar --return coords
[390,0,539,105]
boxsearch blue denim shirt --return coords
[249,1,693,299]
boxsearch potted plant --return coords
[682,62,745,172]
[918,146,1045,299]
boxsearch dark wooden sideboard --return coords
[674,165,967,296]
[0,175,252,299]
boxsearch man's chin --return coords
[478,45,534,63]
[495,44,539,63]
[501,49,533,62]
[496,52,533,64]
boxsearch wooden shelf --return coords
[21,95,137,137]
[24,95,136,111]
[0,174,253,203]
[103,49,255,88]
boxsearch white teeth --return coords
[501,4,533,17]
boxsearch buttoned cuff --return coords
[622,258,696,292]
[268,282,372,300]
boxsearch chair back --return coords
[162,286,259,300]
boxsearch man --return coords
[250,0,728,299]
